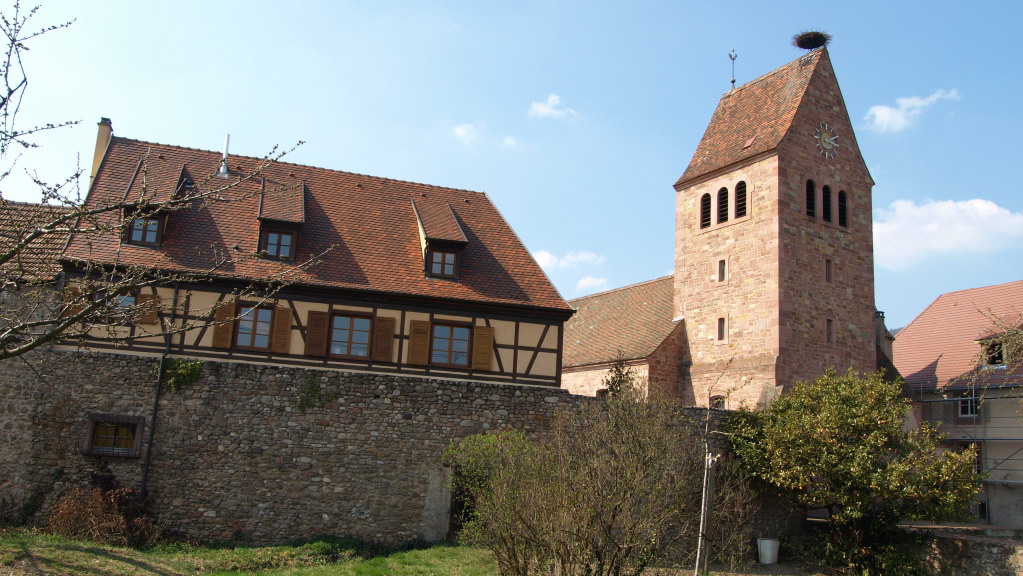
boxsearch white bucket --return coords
[757,538,780,565]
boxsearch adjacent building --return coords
[893,280,1023,527]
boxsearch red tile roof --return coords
[65,136,572,315]
[893,280,1023,390]
[563,276,677,367]
[258,179,305,224]
[411,198,467,244]
[0,201,72,284]
[677,48,825,186]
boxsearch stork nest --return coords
[792,31,831,50]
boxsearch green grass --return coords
[0,529,498,576]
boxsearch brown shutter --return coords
[472,326,494,371]
[60,286,85,319]
[136,294,160,324]
[271,306,292,354]
[304,311,329,357]
[408,320,431,365]
[211,299,236,349]
[372,316,396,362]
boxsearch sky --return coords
[3,0,1022,329]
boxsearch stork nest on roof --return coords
[792,30,831,50]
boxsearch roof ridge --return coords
[569,275,672,304]
[112,136,489,197]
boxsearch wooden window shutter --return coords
[372,317,396,362]
[136,294,160,324]
[408,320,431,365]
[304,311,329,357]
[271,307,292,354]
[60,286,85,319]
[472,326,494,371]
[211,300,236,349]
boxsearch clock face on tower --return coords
[814,122,839,159]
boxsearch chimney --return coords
[89,118,113,188]
[217,134,230,177]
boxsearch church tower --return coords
[674,44,877,407]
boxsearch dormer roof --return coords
[65,136,572,316]
[411,198,468,245]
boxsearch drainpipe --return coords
[138,284,179,505]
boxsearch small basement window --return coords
[82,415,145,458]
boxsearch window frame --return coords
[430,322,472,367]
[234,303,275,351]
[958,394,979,418]
[82,414,145,458]
[716,317,727,343]
[805,180,816,218]
[125,215,165,247]
[717,258,727,283]
[984,341,1005,367]
[259,228,296,262]
[328,313,373,359]
[427,248,460,279]
[824,258,834,283]
[734,181,747,219]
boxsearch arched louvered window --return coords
[838,191,848,227]
[700,193,711,229]
[735,181,747,218]
[805,180,816,218]
[717,188,728,224]
[822,185,832,223]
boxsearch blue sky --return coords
[4,1,1022,329]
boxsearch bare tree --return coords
[0,3,326,361]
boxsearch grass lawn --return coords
[0,528,822,575]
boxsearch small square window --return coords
[82,415,144,458]
[431,323,470,366]
[127,217,161,246]
[428,250,459,278]
[261,230,294,261]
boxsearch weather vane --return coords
[729,49,738,91]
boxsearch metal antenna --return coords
[729,49,738,91]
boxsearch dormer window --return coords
[129,217,161,245]
[261,229,294,261]
[984,341,1005,367]
[429,249,459,278]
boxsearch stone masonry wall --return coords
[0,349,798,548]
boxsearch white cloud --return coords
[532,250,605,270]
[864,89,960,133]
[502,136,517,147]
[452,123,481,144]
[528,94,578,119]
[874,198,1023,269]
[576,276,608,293]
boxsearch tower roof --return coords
[677,48,827,187]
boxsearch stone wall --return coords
[0,348,799,548]
[921,533,1023,576]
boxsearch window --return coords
[428,249,459,278]
[826,319,835,344]
[958,394,978,418]
[261,230,294,261]
[716,188,728,224]
[838,190,848,227]
[805,180,815,218]
[431,323,471,366]
[716,317,726,341]
[128,217,161,246]
[822,185,832,223]
[984,341,1005,367]
[824,258,833,283]
[330,314,371,358]
[710,396,726,410]
[82,415,144,458]
[717,259,727,282]
[699,193,711,229]
[235,304,274,350]
[734,181,747,218]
